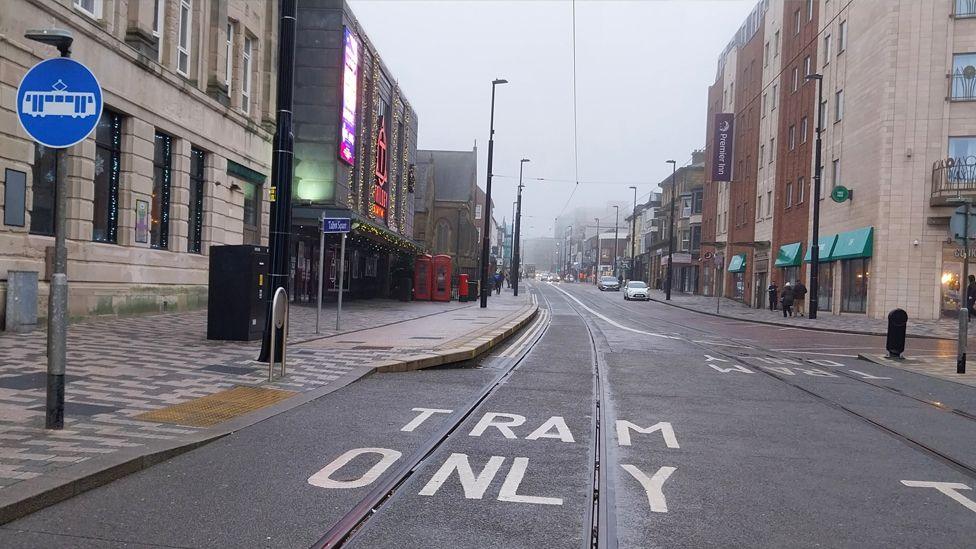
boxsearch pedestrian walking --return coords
[494,272,503,295]
[505,271,511,289]
[793,280,808,317]
[967,275,976,318]
[767,282,778,311]
[781,282,795,318]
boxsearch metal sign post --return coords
[16,33,102,430]
[316,213,325,334]
[322,217,351,332]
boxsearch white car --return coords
[623,281,649,301]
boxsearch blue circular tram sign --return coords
[16,57,103,148]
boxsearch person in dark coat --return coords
[967,275,976,318]
[780,282,795,318]
[494,272,503,295]
[793,281,808,317]
[767,282,778,311]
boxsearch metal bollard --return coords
[269,287,288,381]
[885,308,908,359]
[959,307,968,374]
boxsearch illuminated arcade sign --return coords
[339,27,360,166]
[371,117,389,220]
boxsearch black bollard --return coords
[886,308,908,359]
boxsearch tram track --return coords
[552,283,976,481]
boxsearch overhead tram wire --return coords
[557,0,580,220]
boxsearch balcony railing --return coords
[956,0,976,17]
[932,156,976,205]
[950,69,976,100]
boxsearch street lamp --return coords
[595,217,601,282]
[513,158,530,296]
[480,78,508,308]
[629,185,638,281]
[807,73,823,319]
[666,160,677,301]
[25,28,73,430]
[613,205,620,281]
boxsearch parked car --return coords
[598,276,620,291]
[623,280,649,301]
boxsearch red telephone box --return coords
[414,254,432,300]
[431,254,453,302]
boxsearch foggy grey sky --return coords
[350,0,755,238]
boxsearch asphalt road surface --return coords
[2,281,974,548]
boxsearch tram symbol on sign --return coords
[21,79,97,118]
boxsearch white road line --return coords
[779,350,859,358]
[499,309,549,357]
[549,285,679,340]
[692,340,753,349]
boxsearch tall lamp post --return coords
[665,160,677,300]
[25,28,73,429]
[629,185,638,281]
[613,205,620,280]
[480,78,508,308]
[510,201,517,277]
[513,158,530,296]
[806,73,824,319]
[594,217,601,282]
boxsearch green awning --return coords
[804,234,838,262]
[832,227,874,260]
[728,253,746,273]
[774,242,803,267]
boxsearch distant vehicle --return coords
[598,276,620,291]
[525,264,536,279]
[623,280,649,301]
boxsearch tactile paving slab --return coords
[133,386,297,427]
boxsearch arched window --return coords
[435,219,451,253]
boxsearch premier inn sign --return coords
[711,113,734,182]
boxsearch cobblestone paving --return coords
[645,289,969,339]
[0,299,470,490]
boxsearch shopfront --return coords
[804,234,837,313]
[775,241,803,289]
[727,253,746,301]
[752,254,769,309]
[832,227,873,314]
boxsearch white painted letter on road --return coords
[901,480,976,514]
[497,457,563,505]
[401,407,453,432]
[525,416,575,443]
[616,420,679,449]
[469,412,526,439]
[621,464,676,513]
[419,453,505,499]
[706,363,755,374]
[308,447,401,489]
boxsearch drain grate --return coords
[134,386,296,427]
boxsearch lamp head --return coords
[521,158,530,163]
[25,29,73,56]
[666,159,676,165]
[806,73,823,81]
[492,78,509,85]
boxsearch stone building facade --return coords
[702,0,976,320]
[0,0,275,324]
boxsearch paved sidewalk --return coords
[646,289,970,340]
[0,291,536,522]
[857,354,976,388]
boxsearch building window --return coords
[29,145,57,236]
[835,89,844,122]
[788,124,796,150]
[818,262,833,311]
[794,9,801,35]
[951,53,976,100]
[792,67,799,92]
[823,34,832,62]
[766,190,772,216]
[73,0,101,19]
[153,0,165,63]
[177,0,191,76]
[225,22,233,91]
[690,225,701,250]
[807,0,814,20]
[681,196,692,218]
[801,116,809,143]
[798,176,805,203]
[786,181,793,207]
[242,181,260,245]
[769,138,775,163]
[841,258,869,313]
[832,159,841,188]
[93,110,122,243]
[804,56,812,79]
[957,0,976,17]
[774,31,780,57]
[820,100,828,128]
[242,35,253,114]
[475,204,482,219]
[680,230,690,252]
[188,147,205,253]
[759,144,765,166]
[757,194,763,220]
[762,92,767,116]
[839,20,848,53]
[764,42,770,67]
[771,84,777,109]
[692,190,703,214]
[151,132,173,249]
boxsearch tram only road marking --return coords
[901,480,976,514]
